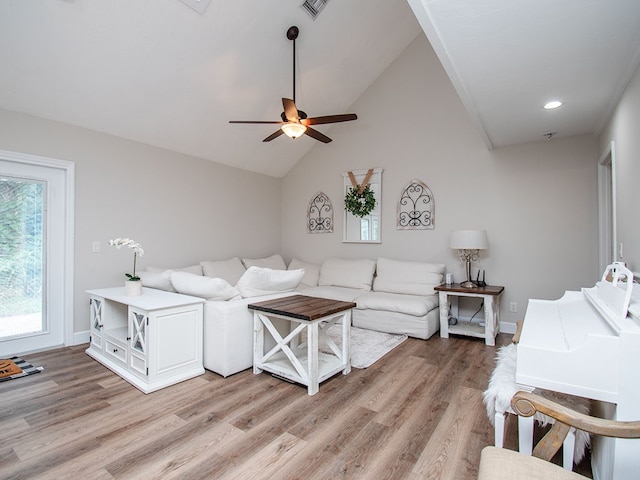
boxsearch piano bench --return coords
[483,344,591,470]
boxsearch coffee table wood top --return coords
[248,295,356,321]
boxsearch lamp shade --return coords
[450,230,488,250]
[281,122,307,139]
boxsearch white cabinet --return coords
[86,287,205,393]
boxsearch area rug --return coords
[0,356,43,382]
[320,324,408,369]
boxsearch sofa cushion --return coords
[146,264,203,275]
[373,257,445,296]
[319,258,376,291]
[200,257,246,285]
[236,266,305,298]
[138,270,176,292]
[242,254,287,270]
[288,258,320,287]
[300,285,362,303]
[170,271,240,300]
[356,291,439,317]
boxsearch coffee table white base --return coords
[253,310,351,396]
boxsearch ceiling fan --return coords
[229,26,357,144]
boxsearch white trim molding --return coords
[0,149,75,348]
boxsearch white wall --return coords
[599,63,640,273]
[0,108,282,337]
[281,34,600,327]
[0,32,609,342]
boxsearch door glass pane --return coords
[0,176,45,340]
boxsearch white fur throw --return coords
[483,343,591,463]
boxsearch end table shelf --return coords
[435,283,504,346]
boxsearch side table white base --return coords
[253,310,351,396]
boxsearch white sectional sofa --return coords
[293,257,444,340]
[139,254,445,377]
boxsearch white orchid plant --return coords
[109,238,144,281]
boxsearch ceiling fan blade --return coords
[282,98,300,122]
[229,120,285,124]
[302,113,358,126]
[304,127,332,143]
[263,129,285,142]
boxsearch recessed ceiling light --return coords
[543,101,563,110]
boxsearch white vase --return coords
[125,280,142,296]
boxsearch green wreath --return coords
[344,185,376,218]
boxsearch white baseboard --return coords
[72,330,90,346]
[499,321,517,335]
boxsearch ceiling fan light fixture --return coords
[543,100,563,110]
[281,122,307,139]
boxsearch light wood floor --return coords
[0,334,591,480]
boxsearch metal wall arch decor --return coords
[307,191,333,233]
[397,179,434,230]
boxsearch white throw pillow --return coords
[318,258,376,291]
[146,264,203,275]
[138,270,176,292]
[242,254,287,270]
[373,257,445,296]
[170,271,240,300]
[200,257,246,285]
[236,266,305,298]
[288,258,320,287]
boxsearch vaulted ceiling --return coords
[1,0,639,178]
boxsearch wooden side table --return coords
[248,295,355,396]
[434,283,504,346]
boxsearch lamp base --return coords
[461,259,477,288]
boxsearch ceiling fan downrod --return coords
[287,26,299,104]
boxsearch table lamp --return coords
[450,230,488,288]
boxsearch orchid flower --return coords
[109,237,144,281]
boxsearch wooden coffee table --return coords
[248,295,356,395]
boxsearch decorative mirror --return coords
[342,168,383,243]
[397,179,434,230]
[307,191,333,233]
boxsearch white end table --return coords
[249,295,355,396]
[435,283,504,346]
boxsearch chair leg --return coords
[494,411,507,448]
[518,415,534,455]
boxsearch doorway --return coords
[598,141,616,275]
[0,150,74,356]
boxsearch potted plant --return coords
[109,237,144,296]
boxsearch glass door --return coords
[0,152,71,357]
[0,176,45,341]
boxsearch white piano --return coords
[516,262,640,479]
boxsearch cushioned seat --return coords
[299,285,362,302]
[479,447,586,480]
[355,291,438,316]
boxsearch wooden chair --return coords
[478,391,640,480]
